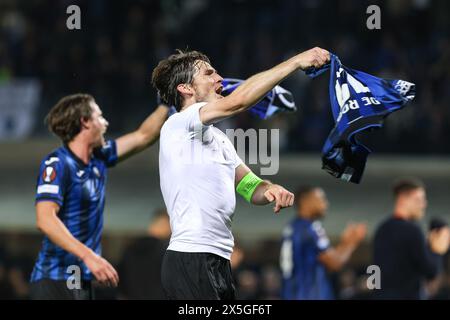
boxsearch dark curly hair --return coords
[151,49,210,111]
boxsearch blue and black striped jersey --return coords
[30,140,118,282]
[280,217,334,300]
[306,54,415,183]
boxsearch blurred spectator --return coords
[117,209,171,299]
[0,246,34,299]
[259,265,282,300]
[337,268,357,299]
[351,271,373,300]
[0,248,14,299]
[0,0,448,153]
[430,254,450,300]
[231,242,262,299]
[235,268,261,300]
[373,178,450,299]
[280,186,367,299]
[7,256,33,299]
[337,267,375,300]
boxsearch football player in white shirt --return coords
[152,47,330,299]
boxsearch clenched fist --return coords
[295,47,330,70]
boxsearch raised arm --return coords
[235,163,294,214]
[116,104,169,162]
[200,47,329,125]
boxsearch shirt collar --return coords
[63,144,90,168]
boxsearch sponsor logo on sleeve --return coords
[37,184,60,194]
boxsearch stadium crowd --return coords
[0,0,449,152]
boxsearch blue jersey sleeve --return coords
[310,221,331,253]
[35,155,67,206]
[94,140,118,167]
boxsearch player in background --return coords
[30,93,169,299]
[280,186,367,300]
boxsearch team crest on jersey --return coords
[42,166,57,183]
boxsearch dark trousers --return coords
[30,278,94,300]
[161,250,235,300]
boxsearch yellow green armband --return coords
[236,171,263,203]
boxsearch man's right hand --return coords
[199,46,330,125]
[295,47,330,70]
[82,251,119,287]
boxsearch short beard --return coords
[312,210,325,220]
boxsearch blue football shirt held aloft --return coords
[306,54,416,183]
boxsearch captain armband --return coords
[236,171,263,203]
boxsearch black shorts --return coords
[30,278,94,300]
[161,250,235,300]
